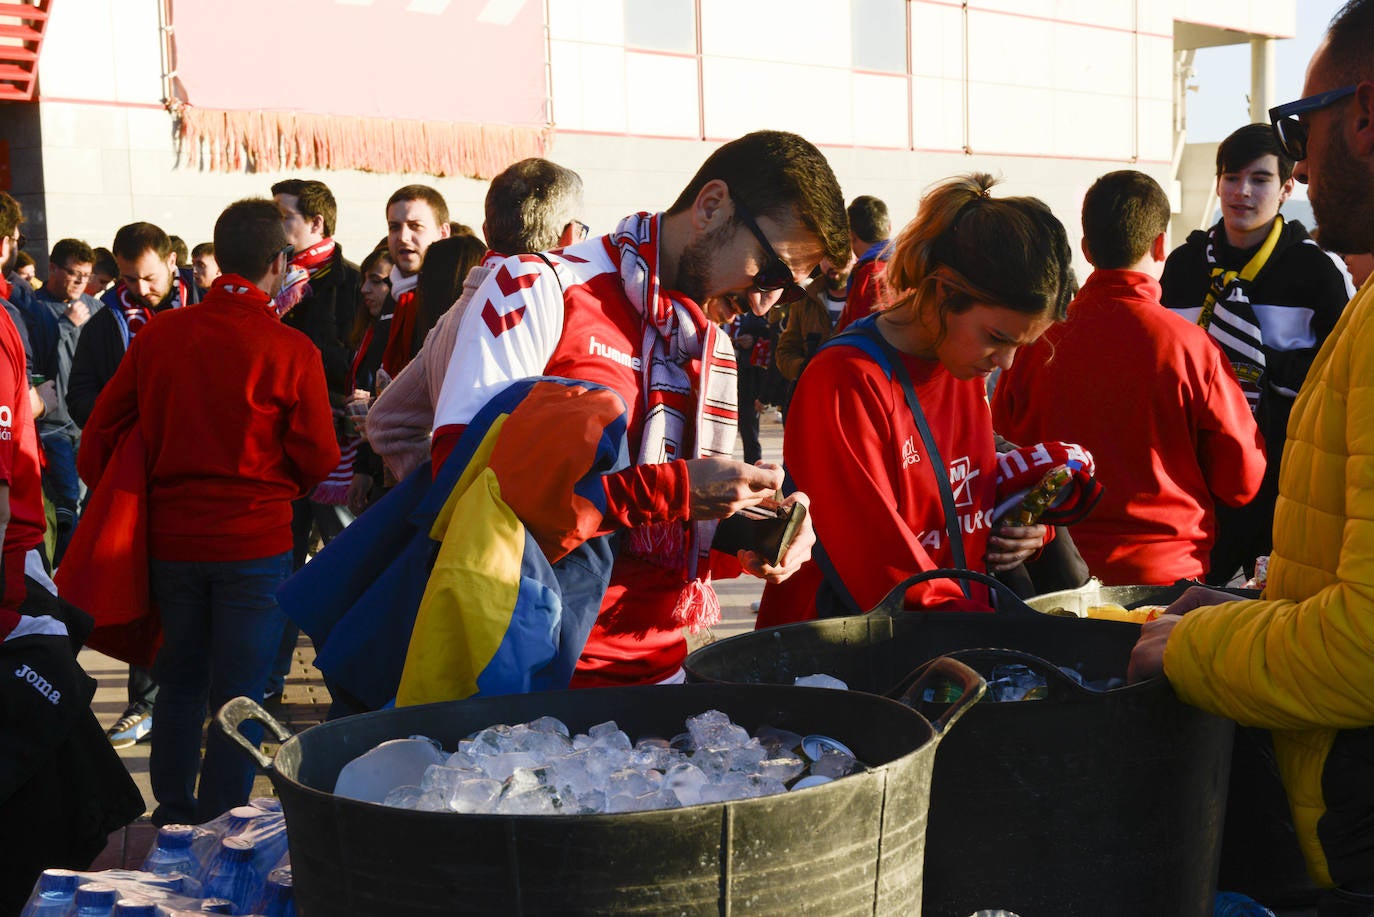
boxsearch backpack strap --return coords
[816,320,971,600]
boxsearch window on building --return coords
[851,0,907,73]
[625,0,697,54]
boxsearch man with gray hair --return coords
[364,158,586,485]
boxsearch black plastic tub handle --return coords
[869,568,1041,620]
[215,696,294,772]
[894,655,987,737]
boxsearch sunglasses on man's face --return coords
[1268,85,1358,162]
[732,198,806,306]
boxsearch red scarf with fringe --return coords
[609,212,739,630]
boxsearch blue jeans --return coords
[148,552,292,826]
[40,428,81,562]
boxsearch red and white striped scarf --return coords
[118,275,187,339]
[610,211,739,629]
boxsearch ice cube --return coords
[588,721,632,751]
[415,790,449,812]
[809,747,856,779]
[756,756,807,783]
[725,742,767,775]
[606,768,661,799]
[753,726,804,757]
[686,710,750,749]
[381,786,422,809]
[690,747,730,781]
[742,774,788,798]
[528,716,571,737]
[485,751,539,782]
[794,673,849,690]
[420,764,478,800]
[663,763,707,807]
[670,731,695,753]
[497,784,561,815]
[451,778,502,814]
[629,737,675,771]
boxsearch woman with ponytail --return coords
[758,173,1078,622]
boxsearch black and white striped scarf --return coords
[1196,218,1284,415]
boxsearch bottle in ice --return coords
[199,900,235,913]
[19,868,78,916]
[202,836,257,913]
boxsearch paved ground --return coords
[83,411,782,866]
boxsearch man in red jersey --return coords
[433,131,849,686]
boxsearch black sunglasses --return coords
[732,198,806,306]
[1268,85,1358,162]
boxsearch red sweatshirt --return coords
[0,286,45,558]
[783,330,998,618]
[834,255,887,333]
[991,269,1265,585]
[80,276,341,562]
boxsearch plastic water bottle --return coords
[1214,891,1277,916]
[248,796,283,814]
[72,883,118,917]
[257,865,295,917]
[203,836,257,913]
[19,868,78,915]
[145,824,200,878]
[112,900,158,917]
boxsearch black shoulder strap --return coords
[845,323,970,596]
[532,252,565,297]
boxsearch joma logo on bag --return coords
[14,663,61,705]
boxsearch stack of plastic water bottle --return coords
[20,798,294,916]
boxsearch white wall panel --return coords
[968,83,1054,155]
[702,58,851,143]
[624,53,699,138]
[968,10,1053,89]
[548,0,625,44]
[851,73,908,148]
[1054,91,1133,160]
[550,40,629,133]
[911,1,964,80]
[700,0,848,66]
[911,76,964,151]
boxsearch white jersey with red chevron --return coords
[436,235,658,442]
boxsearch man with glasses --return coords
[35,239,102,564]
[432,130,847,687]
[1132,2,1374,912]
[1159,123,1350,587]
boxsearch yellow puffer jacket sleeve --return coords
[1162,280,1374,887]
[1164,283,1374,729]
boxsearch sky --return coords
[1188,0,1343,142]
[1186,0,1344,210]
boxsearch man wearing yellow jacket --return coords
[1130,5,1374,911]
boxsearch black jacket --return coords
[1160,218,1350,454]
[281,245,360,402]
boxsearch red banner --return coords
[170,0,549,178]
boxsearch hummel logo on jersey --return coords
[901,435,920,468]
[0,404,11,442]
[589,336,641,371]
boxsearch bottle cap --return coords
[39,869,79,895]
[220,835,256,862]
[157,824,196,849]
[75,883,118,907]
